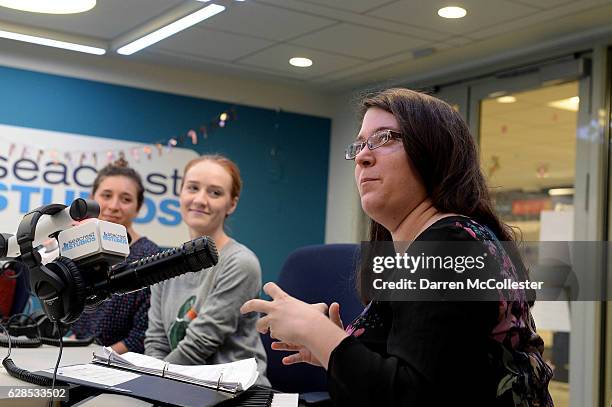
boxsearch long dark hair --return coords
[356,88,523,303]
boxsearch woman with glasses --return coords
[242,89,553,406]
[145,155,269,385]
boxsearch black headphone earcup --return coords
[47,257,86,325]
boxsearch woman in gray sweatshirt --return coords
[145,154,268,385]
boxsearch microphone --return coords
[0,199,100,259]
[96,236,218,296]
[57,218,130,266]
[1,199,219,324]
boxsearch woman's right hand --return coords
[271,302,344,367]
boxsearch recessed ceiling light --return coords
[547,96,579,112]
[437,6,467,19]
[0,0,96,14]
[117,4,225,56]
[0,30,105,54]
[548,188,575,196]
[289,57,312,67]
[497,96,517,104]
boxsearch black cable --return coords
[0,334,40,348]
[0,323,13,360]
[49,322,63,407]
[1,319,67,388]
[41,335,94,347]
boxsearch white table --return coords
[0,343,149,406]
[0,343,299,407]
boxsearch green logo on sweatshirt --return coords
[168,295,196,350]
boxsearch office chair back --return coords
[262,244,363,393]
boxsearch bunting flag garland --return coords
[188,129,197,144]
[0,106,239,167]
[143,146,152,160]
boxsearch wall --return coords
[0,62,331,283]
[0,39,334,118]
[324,93,364,244]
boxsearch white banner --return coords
[0,123,197,248]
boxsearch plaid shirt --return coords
[71,237,159,353]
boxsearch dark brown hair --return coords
[92,157,145,210]
[182,154,242,200]
[356,88,524,303]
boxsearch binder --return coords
[90,347,258,393]
[35,364,236,407]
[33,347,261,407]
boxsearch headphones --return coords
[17,204,88,325]
[1,311,94,348]
[6,311,56,338]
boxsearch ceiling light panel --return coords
[289,57,312,67]
[437,6,467,19]
[547,96,579,112]
[0,0,96,14]
[0,1,186,40]
[0,29,105,54]
[117,4,225,55]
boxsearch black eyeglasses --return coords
[345,129,402,160]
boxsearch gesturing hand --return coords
[271,302,345,367]
[241,283,348,370]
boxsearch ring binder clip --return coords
[216,372,223,391]
[162,362,169,378]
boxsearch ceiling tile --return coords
[299,0,399,14]
[367,0,538,36]
[0,0,185,40]
[507,0,578,9]
[310,50,413,83]
[257,0,451,41]
[290,23,428,60]
[237,44,362,78]
[444,36,474,46]
[154,26,273,62]
[134,48,304,83]
[465,0,602,39]
[203,1,336,41]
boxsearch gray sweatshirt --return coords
[145,239,269,385]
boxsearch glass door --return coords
[467,57,599,407]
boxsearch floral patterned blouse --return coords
[327,216,553,407]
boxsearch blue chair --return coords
[262,244,363,394]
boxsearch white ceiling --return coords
[0,0,612,90]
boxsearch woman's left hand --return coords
[241,282,348,369]
[241,282,326,344]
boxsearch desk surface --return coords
[0,344,300,407]
[0,343,151,406]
